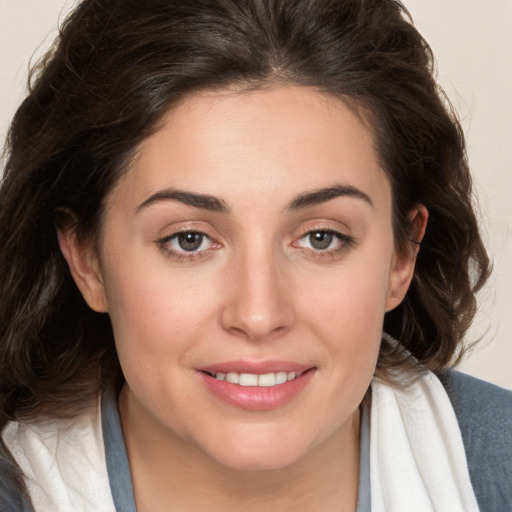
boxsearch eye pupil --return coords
[177,232,203,251]
[309,231,333,250]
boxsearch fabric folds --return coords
[370,371,479,512]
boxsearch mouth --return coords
[197,362,316,410]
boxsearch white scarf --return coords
[2,398,116,512]
[3,372,479,512]
[370,371,480,511]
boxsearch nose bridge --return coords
[221,238,294,340]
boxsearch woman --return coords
[0,0,511,511]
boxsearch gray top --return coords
[439,370,512,511]
[356,405,371,511]
[101,387,137,512]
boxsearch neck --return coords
[119,386,361,512]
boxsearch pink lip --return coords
[197,360,316,411]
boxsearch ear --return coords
[57,227,108,313]
[385,205,428,312]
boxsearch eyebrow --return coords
[136,189,229,213]
[287,185,374,211]
[135,183,373,214]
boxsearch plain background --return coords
[1,0,511,388]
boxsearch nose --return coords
[220,246,295,342]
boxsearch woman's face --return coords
[63,85,418,471]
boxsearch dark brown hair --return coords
[0,0,490,422]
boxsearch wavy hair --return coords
[0,0,490,422]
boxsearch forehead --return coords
[109,85,391,214]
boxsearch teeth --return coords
[258,373,276,387]
[226,372,239,384]
[214,371,303,387]
[239,373,258,386]
[275,371,288,384]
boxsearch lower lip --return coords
[198,369,316,410]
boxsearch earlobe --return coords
[385,205,428,312]
[57,228,108,313]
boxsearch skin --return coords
[59,85,427,511]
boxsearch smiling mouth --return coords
[205,371,304,387]
[199,366,316,409]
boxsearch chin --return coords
[202,435,308,472]
[215,452,301,473]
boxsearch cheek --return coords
[306,261,390,332]
[288,266,388,442]
[301,257,391,377]
[103,264,219,369]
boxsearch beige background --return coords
[1,0,511,388]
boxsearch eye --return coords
[292,228,355,260]
[172,232,208,252]
[304,231,335,250]
[299,230,345,251]
[157,230,218,260]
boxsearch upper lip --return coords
[198,360,313,375]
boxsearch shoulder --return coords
[437,369,512,510]
[438,369,512,438]
[0,433,35,512]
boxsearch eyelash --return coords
[156,228,355,262]
[293,229,355,260]
[156,230,218,262]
